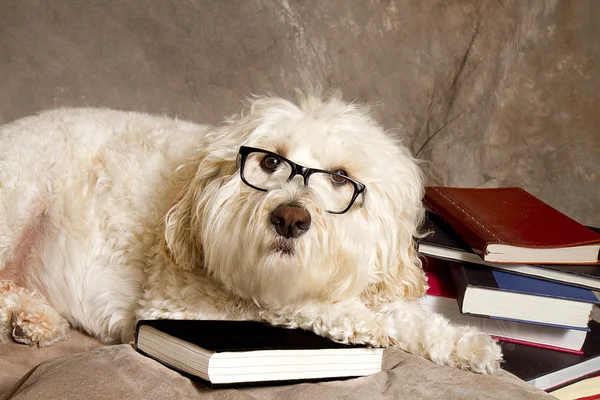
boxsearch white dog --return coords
[0,91,502,373]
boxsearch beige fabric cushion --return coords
[6,344,553,400]
[0,331,103,399]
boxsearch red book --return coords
[423,257,457,299]
[423,186,600,264]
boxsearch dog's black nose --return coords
[270,204,311,239]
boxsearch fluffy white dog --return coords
[0,91,502,373]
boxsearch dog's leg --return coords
[258,298,398,347]
[0,180,46,269]
[377,301,502,374]
[0,193,70,347]
[0,281,70,347]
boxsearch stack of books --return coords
[418,186,600,393]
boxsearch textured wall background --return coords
[1,0,598,225]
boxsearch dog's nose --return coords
[270,204,311,239]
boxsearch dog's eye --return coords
[260,155,281,172]
[330,169,349,184]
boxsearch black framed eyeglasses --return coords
[237,146,366,214]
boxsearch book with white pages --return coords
[134,319,383,387]
[419,294,588,353]
[420,257,590,353]
[418,212,600,291]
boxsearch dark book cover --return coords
[134,319,367,353]
[502,320,600,390]
[419,211,475,256]
[419,212,600,286]
[543,261,600,281]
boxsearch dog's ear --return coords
[363,213,428,304]
[161,161,207,270]
[161,151,237,270]
[162,95,302,270]
[362,149,428,304]
[379,237,427,302]
[162,96,292,269]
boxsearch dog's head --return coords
[163,91,427,308]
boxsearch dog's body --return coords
[0,93,502,373]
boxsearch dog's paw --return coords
[1,282,19,344]
[320,312,397,348]
[261,304,397,348]
[453,329,503,374]
[11,305,70,347]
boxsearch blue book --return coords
[450,263,599,329]
[492,270,598,303]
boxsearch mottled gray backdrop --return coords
[1,0,598,225]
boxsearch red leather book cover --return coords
[423,187,600,264]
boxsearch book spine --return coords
[133,320,144,350]
[424,187,501,259]
[448,263,470,313]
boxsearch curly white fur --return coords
[0,91,502,373]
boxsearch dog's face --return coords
[164,93,426,308]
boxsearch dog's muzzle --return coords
[270,204,311,239]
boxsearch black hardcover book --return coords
[134,320,383,387]
[449,263,597,329]
[418,212,600,290]
[502,320,600,391]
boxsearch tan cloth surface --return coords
[0,331,103,400]
[5,344,553,400]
